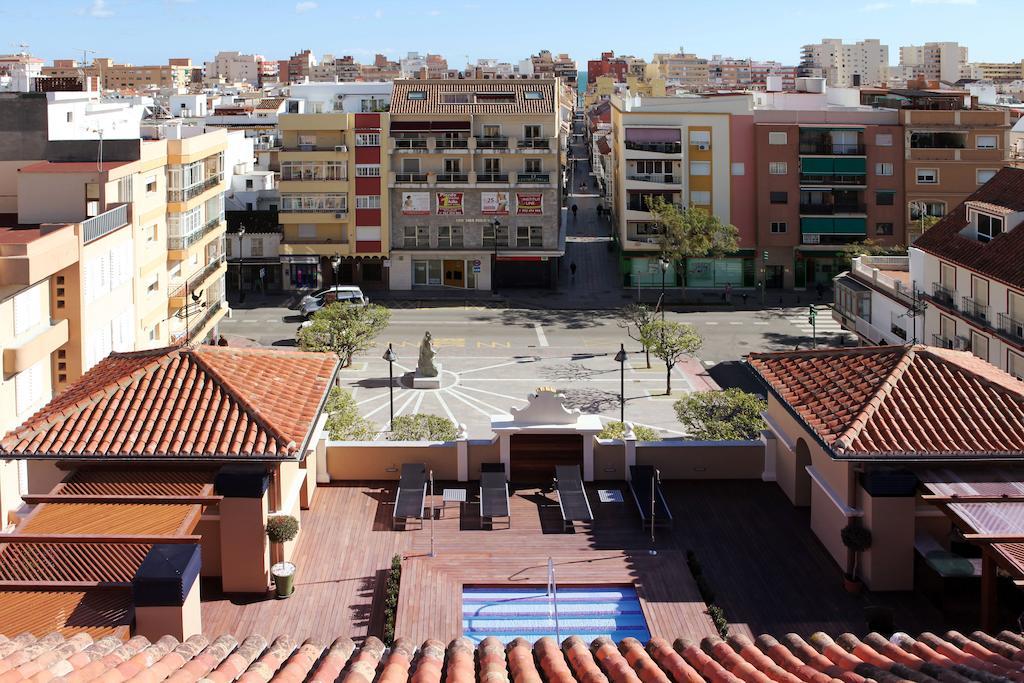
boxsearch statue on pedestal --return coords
[416,331,439,379]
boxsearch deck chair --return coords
[554,465,593,531]
[393,463,426,530]
[479,466,510,529]
[629,465,673,530]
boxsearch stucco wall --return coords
[861,488,915,591]
[636,442,764,479]
[467,439,500,476]
[327,442,459,480]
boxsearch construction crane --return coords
[73,48,97,67]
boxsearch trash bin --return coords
[271,562,296,598]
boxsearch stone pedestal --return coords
[412,363,442,389]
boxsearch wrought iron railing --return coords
[167,174,222,203]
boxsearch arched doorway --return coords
[794,438,812,506]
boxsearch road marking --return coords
[435,391,458,424]
[460,359,532,375]
[533,323,549,347]
[704,322,719,326]
[729,321,743,326]
[444,388,500,418]
[457,385,530,404]
[753,322,769,326]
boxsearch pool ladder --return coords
[547,557,561,642]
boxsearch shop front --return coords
[412,256,483,289]
[282,255,321,291]
[793,249,849,289]
[622,253,756,289]
[229,257,283,295]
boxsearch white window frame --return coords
[767,131,788,145]
[976,135,998,150]
[770,221,787,234]
[355,195,382,209]
[355,164,381,177]
[875,162,893,176]
[977,213,1004,243]
[689,161,711,176]
[976,169,997,185]
[916,168,938,184]
[768,162,788,175]
[355,133,381,147]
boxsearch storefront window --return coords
[686,258,745,288]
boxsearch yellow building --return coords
[971,61,1024,82]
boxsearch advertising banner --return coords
[516,193,543,215]
[436,192,464,215]
[400,192,430,215]
[481,191,510,215]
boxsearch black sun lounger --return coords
[554,465,593,531]
[479,467,511,529]
[629,465,673,530]
[393,463,427,529]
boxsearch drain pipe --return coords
[547,557,560,642]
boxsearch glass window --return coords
[875,133,893,147]
[427,260,442,284]
[876,191,895,206]
[768,162,787,175]
[770,221,787,233]
[916,168,938,184]
[976,135,998,149]
[770,191,788,204]
[875,222,894,236]
[1009,351,1024,381]
[413,260,428,285]
[731,162,745,176]
[482,223,496,247]
[977,213,1003,243]
[689,130,711,146]
[356,195,381,209]
[356,165,381,177]
[408,91,427,100]
[690,161,711,176]
[355,133,380,146]
[529,226,543,247]
[875,162,893,176]
[768,131,788,145]
[523,125,542,139]
[690,191,711,205]
[977,169,997,184]
[524,91,543,100]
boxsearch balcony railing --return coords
[517,173,550,183]
[997,312,1024,344]
[82,204,129,244]
[168,215,223,251]
[624,141,683,154]
[168,174,223,203]
[394,138,428,149]
[517,138,550,149]
[932,334,955,349]
[436,173,469,183]
[476,136,509,149]
[280,171,347,182]
[172,300,224,345]
[799,203,867,215]
[799,174,867,186]
[169,255,225,300]
[395,173,428,183]
[931,282,957,308]
[961,297,990,325]
[477,173,508,183]
[627,174,680,184]
[890,312,908,341]
[799,143,866,155]
[435,138,469,149]
[280,203,347,214]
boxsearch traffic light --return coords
[762,250,768,262]
[808,304,817,327]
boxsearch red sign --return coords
[516,193,543,215]
[436,192,464,215]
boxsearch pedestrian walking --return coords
[570,261,577,281]
[571,204,578,218]
[725,283,733,304]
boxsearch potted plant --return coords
[266,514,300,598]
[841,522,873,593]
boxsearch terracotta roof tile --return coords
[749,345,1024,458]
[1,346,338,460]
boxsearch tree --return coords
[645,320,702,395]
[389,414,459,441]
[598,421,661,441]
[837,239,907,271]
[673,389,766,440]
[323,387,376,441]
[298,302,391,367]
[616,303,658,368]
[647,198,740,300]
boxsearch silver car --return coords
[299,286,368,318]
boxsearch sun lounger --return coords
[629,465,673,530]
[554,465,593,531]
[393,463,426,529]
[480,467,511,529]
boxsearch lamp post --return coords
[659,257,669,322]
[238,227,246,303]
[614,344,627,424]
[331,252,341,286]
[491,218,500,295]
[382,343,397,426]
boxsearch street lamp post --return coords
[331,252,341,286]
[382,343,397,426]
[659,257,669,322]
[238,227,246,303]
[491,218,500,295]
[614,344,628,424]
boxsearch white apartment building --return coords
[284,81,392,114]
[204,51,265,85]
[899,42,968,84]
[799,39,889,87]
[0,54,43,93]
[834,167,1024,381]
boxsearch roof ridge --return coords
[833,346,918,455]
[187,349,296,453]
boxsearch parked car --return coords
[299,286,368,318]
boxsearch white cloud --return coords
[80,0,114,17]
[861,1,893,9]
[295,1,317,13]
[910,0,977,4]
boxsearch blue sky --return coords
[2,0,1020,66]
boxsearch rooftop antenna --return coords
[73,48,97,66]
[11,43,30,57]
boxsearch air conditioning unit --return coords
[955,335,972,351]
[335,212,345,219]
[696,143,710,151]
[334,145,347,152]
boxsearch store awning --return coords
[801,158,835,175]
[834,157,867,175]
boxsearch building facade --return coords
[799,39,889,87]
[387,80,564,291]
[43,58,197,92]
[652,52,710,90]
[899,43,968,84]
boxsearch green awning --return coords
[834,157,867,175]
[801,217,835,234]
[833,218,867,234]
[801,158,835,175]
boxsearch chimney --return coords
[214,464,271,593]
[132,544,202,641]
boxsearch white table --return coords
[441,488,467,518]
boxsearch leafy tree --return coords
[598,421,661,441]
[298,302,391,367]
[645,320,702,395]
[646,198,740,300]
[616,303,658,368]
[673,389,767,440]
[837,239,907,270]
[388,414,459,441]
[323,387,376,441]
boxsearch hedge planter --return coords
[271,562,296,598]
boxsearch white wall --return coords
[45,92,143,141]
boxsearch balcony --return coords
[280,204,347,214]
[169,255,226,302]
[435,138,469,150]
[394,138,428,149]
[850,256,914,305]
[626,174,680,185]
[280,171,347,182]
[931,282,957,309]
[82,204,129,244]
[961,297,990,326]
[477,173,508,183]
[799,174,867,186]
[516,173,550,184]
[932,334,955,349]
[4,319,69,376]
[168,175,223,203]
[852,316,906,346]
[517,138,550,149]
[436,173,469,183]
[171,300,225,345]
[997,312,1024,345]
[624,141,682,154]
[476,136,509,150]
[395,173,429,183]
[168,215,223,252]
[799,203,866,215]
[799,143,865,155]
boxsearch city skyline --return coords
[2,0,1023,67]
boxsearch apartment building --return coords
[285,82,392,115]
[43,58,197,92]
[833,167,1024,381]
[750,62,799,91]
[387,80,564,290]
[799,39,888,87]
[203,51,267,86]
[277,110,388,290]
[309,55,361,83]
[610,93,756,289]
[967,61,1024,83]
[587,52,631,85]
[0,53,43,93]
[754,83,903,289]
[652,52,710,90]
[899,43,968,84]
[707,56,752,89]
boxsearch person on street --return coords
[571,204,578,218]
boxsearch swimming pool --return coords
[461,586,651,644]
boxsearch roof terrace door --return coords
[509,434,583,484]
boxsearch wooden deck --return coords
[201,479,945,643]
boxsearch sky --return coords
[2,0,1022,67]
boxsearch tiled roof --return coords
[255,97,286,111]
[749,345,1024,458]
[912,167,1024,289]
[0,346,338,459]
[2,631,1024,683]
[390,79,557,115]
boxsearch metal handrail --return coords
[169,255,225,300]
[168,215,222,251]
[547,557,560,642]
[167,174,222,203]
[82,204,129,244]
